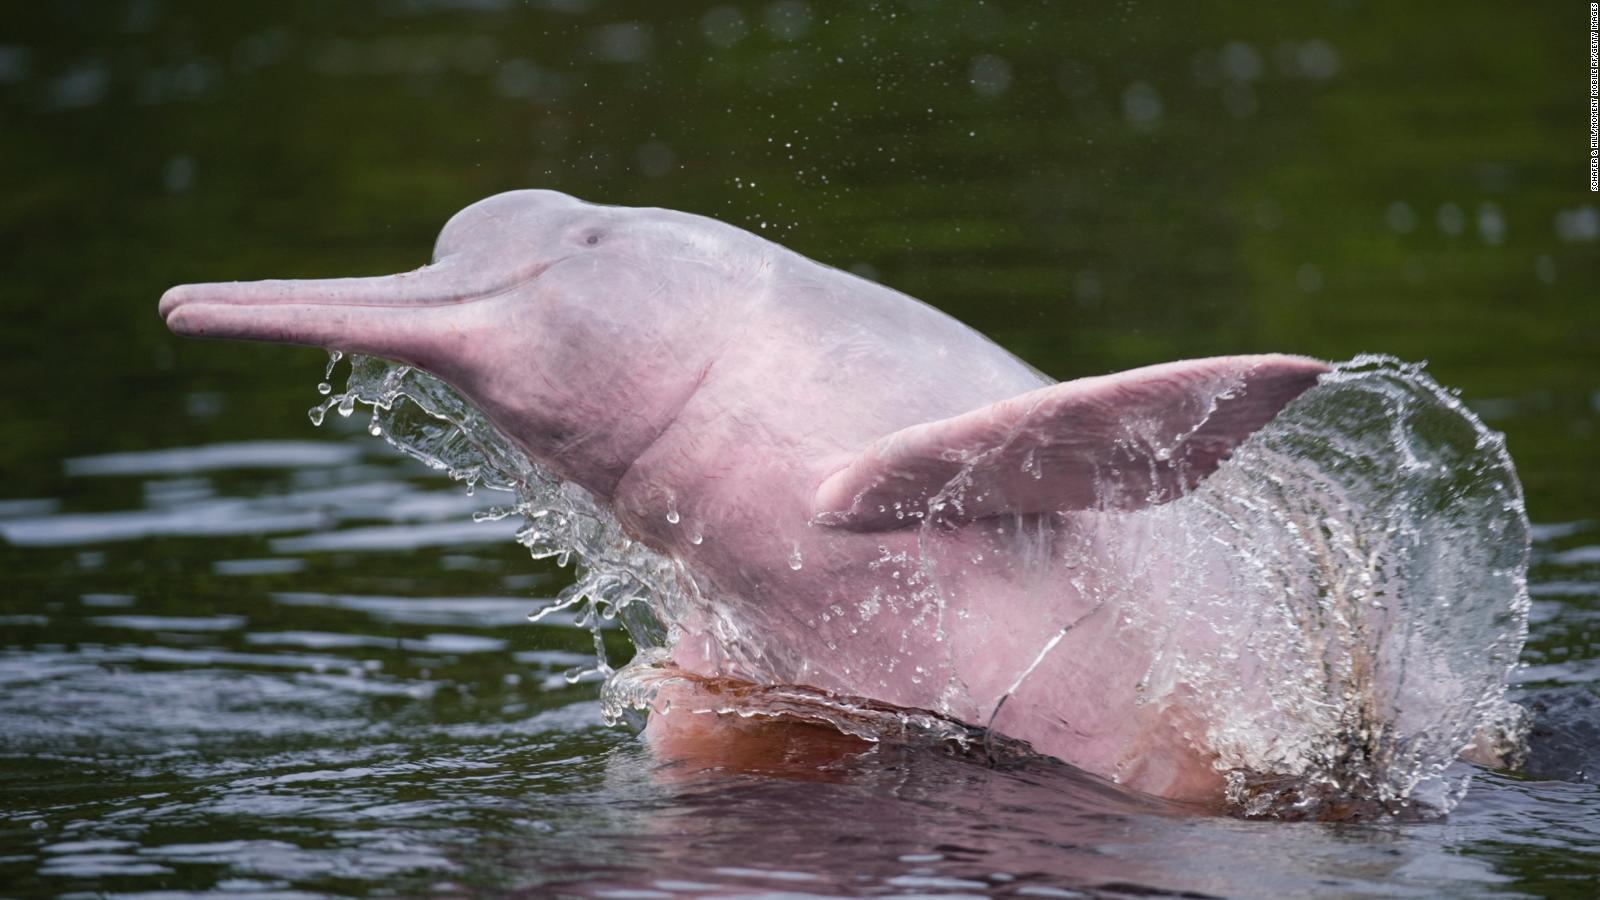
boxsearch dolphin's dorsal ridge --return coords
[812,354,1329,532]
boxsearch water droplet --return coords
[317,381,332,395]
[788,545,804,570]
[1021,447,1044,479]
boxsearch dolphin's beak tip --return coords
[158,284,191,322]
[164,303,201,337]
[160,284,218,337]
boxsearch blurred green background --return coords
[1,0,1594,517]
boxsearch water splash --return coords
[312,353,772,705]
[958,355,1530,817]
[1179,355,1531,816]
[314,352,1529,818]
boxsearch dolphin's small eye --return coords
[585,233,601,246]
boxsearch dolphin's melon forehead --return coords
[432,189,759,262]
[432,189,589,260]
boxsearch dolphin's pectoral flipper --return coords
[812,354,1330,532]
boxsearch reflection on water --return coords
[0,423,1597,897]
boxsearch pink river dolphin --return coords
[161,189,1334,805]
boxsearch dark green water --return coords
[2,1,1597,896]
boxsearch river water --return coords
[1,431,1597,896]
[2,1,1597,897]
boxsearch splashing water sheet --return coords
[314,351,1530,820]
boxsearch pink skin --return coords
[161,189,1329,803]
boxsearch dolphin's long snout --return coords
[158,249,561,359]
[161,263,464,321]
[160,258,504,369]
